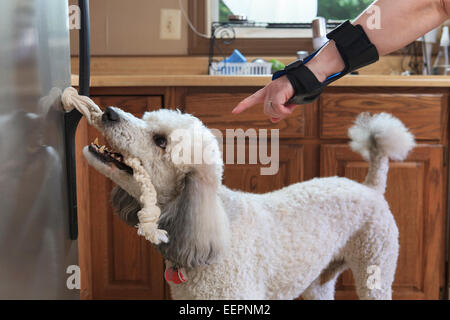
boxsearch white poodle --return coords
[83,106,415,300]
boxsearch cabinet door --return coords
[320,92,446,141]
[182,90,314,192]
[77,96,166,299]
[320,144,446,300]
[222,143,305,193]
[184,92,318,138]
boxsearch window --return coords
[217,0,374,23]
[217,0,318,23]
[188,1,375,55]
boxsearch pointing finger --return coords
[232,88,265,114]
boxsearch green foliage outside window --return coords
[218,0,374,22]
[318,0,374,20]
[219,0,233,22]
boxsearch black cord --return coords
[410,42,421,74]
[79,0,90,96]
[209,23,237,74]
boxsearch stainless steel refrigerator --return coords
[0,0,84,299]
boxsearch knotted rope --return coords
[61,87,168,245]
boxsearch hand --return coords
[232,75,296,123]
[232,41,344,123]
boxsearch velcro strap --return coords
[327,20,362,47]
[271,20,378,105]
[327,20,379,72]
[284,62,321,94]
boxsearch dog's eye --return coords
[153,134,167,149]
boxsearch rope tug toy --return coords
[61,87,102,127]
[61,87,169,245]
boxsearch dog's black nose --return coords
[102,107,119,122]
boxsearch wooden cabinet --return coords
[321,144,446,300]
[182,89,316,192]
[92,95,164,117]
[320,92,446,140]
[76,93,168,299]
[222,144,304,193]
[184,92,318,138]
[319,88,448,300]
[77,86,448,300]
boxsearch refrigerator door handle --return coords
[64,0,90,240]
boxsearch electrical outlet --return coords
[160,9,182,40]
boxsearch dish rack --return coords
[209,61,272,75]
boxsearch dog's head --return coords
[83,107,230,267]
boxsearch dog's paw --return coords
[137,223,169,245]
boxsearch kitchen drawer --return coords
[184,93,317,138]
[320,93,446,141]
[91,95,163,117]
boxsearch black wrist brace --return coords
[272,20,379,105]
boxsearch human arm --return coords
[233,0,450,122]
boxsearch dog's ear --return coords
[110,186,141,227]
[157,169,230,268]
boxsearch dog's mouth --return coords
[88,138,133,175]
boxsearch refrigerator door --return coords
[0,0,78,299]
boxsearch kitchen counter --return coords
[71,74,450,88]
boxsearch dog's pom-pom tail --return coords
[348,113,415,194]
[348,112,415,161]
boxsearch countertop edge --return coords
[71,74,450,88]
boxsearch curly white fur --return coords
[349,112,415,162]
[82,106,415,300]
